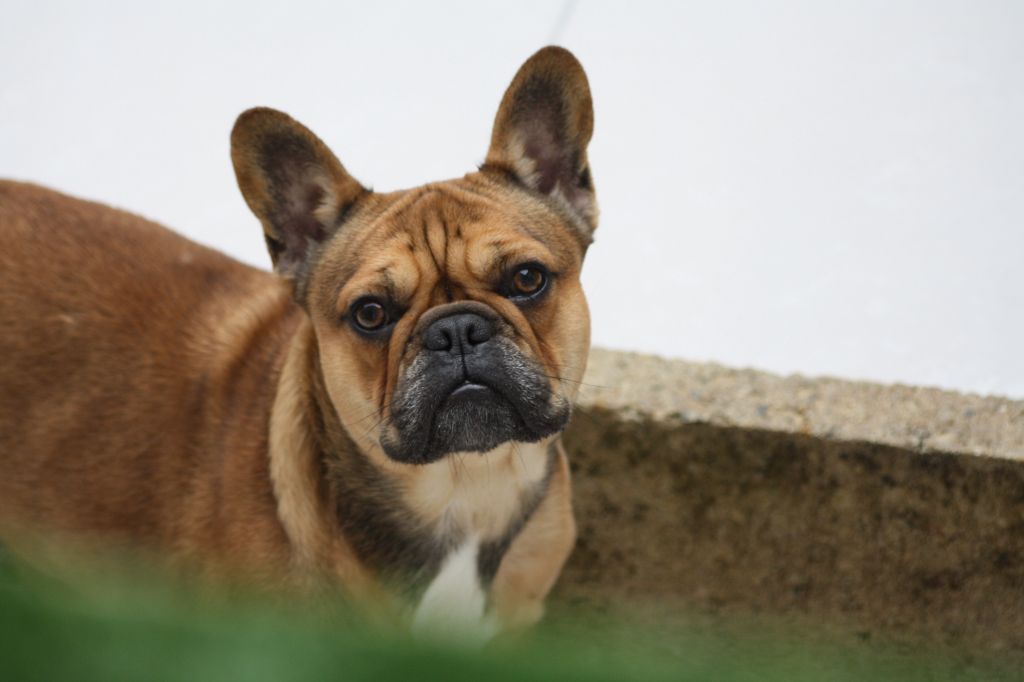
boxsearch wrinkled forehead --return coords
[313,182,583,314]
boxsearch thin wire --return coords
[547,0,579,45]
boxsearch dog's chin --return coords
[381,383,568,465]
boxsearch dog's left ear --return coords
[231,107,368,294]
[485,46,597,234]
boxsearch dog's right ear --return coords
[231,108,368,293]
[485,47,597,236]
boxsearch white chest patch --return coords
[411,537,498,642]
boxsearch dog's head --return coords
[231,47,596,466]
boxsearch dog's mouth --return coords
[447,381,495,401]
[379,341,570,465]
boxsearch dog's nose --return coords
[423,313,494,353]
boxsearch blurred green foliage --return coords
[0,547,1015,682]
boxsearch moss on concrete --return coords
[554,349,1024,667]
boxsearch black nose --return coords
[423,313,495,353]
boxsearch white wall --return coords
[2,1,1021,397]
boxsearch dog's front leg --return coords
[488,443,576,631]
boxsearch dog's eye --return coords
[352,299,389,331]
[508,264,548,300]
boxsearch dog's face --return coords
[231,47,596,466]
[308,186,593,466]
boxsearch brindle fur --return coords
[0,46,595,631]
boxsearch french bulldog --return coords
[0,46,597,635]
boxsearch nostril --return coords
[465,319,493,346]
[425,324,454,352]
[424,312,494,353]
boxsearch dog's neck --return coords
[269,319,555,603]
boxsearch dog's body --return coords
[0,47,595,633]
[0,180,303,578]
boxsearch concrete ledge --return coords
[578,348,1024,460]
[555,348,1024,659]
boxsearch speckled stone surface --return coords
[553,348,1024,669]
[578,347,1024,460]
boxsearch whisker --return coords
[512,441,527,473]
[540,374,611,390]
[455,452,471,482]
[566,406,604,426]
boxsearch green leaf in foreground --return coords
[0,553,1016,682]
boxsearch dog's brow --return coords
[377,268,399,301]
[333,261,406,310]
[335,259,361,287]
[489,237,554,263]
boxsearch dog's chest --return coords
[411,535,493,638]
[404,441,551,634]
[408,441,551,539]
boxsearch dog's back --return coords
[0,180,296,575]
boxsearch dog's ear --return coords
[485,46,597,234]
[231,108,368,290]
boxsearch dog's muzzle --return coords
[380,302,570,464]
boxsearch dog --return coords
[0,46,597,635]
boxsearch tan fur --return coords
[404,440,553,539]
[0,46,596,629]
[490,444,577,630]
[0,181,297,585]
